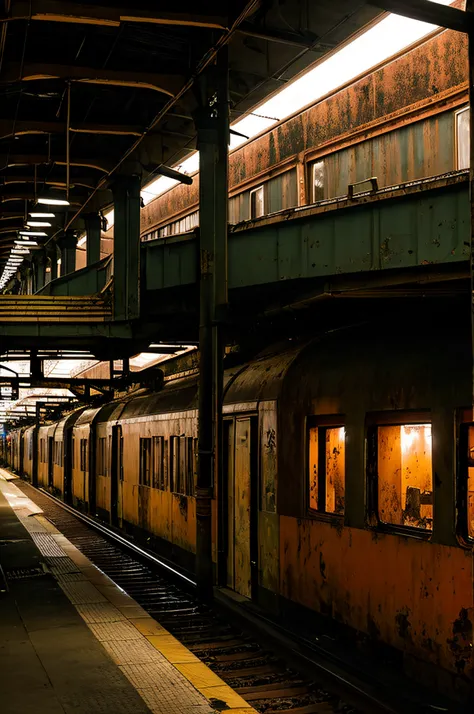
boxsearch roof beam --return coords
[2,175,96,189]
[373,1,472,33]
[237,22,319,48]
[0,120,146,139]
[4,1,228,30]
[0,63,184,97]
[0,154,112,172]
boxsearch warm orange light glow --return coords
[378,423,432,530]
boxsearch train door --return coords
[226,416,258,599]
[47,436,54,488]
[111,425,123,526]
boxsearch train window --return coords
[465,426,474,539]
[455,107,469,170]
[312,160,325,202]
[80,439,88,471]
[97,437,107,476]
[108,435,112,476]
[28,435,33,461]
[170,436,195,496]
[139,438,152,487]
[373,422,433,531]
[152,436,168,490]
[308,424,345,515]
[71,436,75,469]
[250,186,265,219]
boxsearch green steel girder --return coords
[144,175,469,294]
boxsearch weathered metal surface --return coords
[279,515,473,679]
[144,176,469,293]
[229,169,298,223]
[234,417,252,598]
[141,28,468,236]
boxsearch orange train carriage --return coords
[8,319,474,702]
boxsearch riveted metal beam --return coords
[0,62,184,97]
[3,1,228,30]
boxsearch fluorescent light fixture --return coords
[77,235,87,247]
[29,212,55,218]
[37,197,70,206]
[15,240,38,246]
[26,221,51,227]
[19,231,47,236]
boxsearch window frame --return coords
[457,410,474,545]
[366,410,433,539]
[249,185,265,219]
[454,105,469,171]
[311,159,325,203]
[139,437,152,487]
[307,415,346,520]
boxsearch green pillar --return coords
[112,175,141,321]
[58,230,77,276]
[85,213,102,265]
[194,49,229,599]
[34,250,47,292]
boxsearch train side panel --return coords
[273,320,473,698]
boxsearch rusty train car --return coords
[7,316,474,702]
[140,24,470,242]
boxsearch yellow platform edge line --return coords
[0,472,257,713]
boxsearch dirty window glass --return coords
[312,160,325,202]
[456,107,469,170]
[250,186,264,219]
[467,427,474,539]
[139,438,152,487]
[377,424,433,530]
[308,425,345,515]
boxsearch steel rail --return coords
[33,483,197,588]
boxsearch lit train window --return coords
[455,106,469,171]
[308,424,345,515]
[312,160,325,202]
[250,186,264,219]
[376,423,433,530]
[466,426,474,539]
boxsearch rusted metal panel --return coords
[259,402,277,514]
[279,515,473,679]
[234,417,252,598]
[141,29,468,237]
[144,235,197,291]
[258,511,279,595]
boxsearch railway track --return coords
[15,481,412,714]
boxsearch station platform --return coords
[0,473,255,714]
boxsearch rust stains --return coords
[395,608,413,643]
[447,608,473,675]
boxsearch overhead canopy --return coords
[2,0,461,270]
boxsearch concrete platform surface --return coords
[0,475,256,714]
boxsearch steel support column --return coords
[34,249,47,292]
[112,175,141,321]
[58,229,77,276]
[85,212,102,265]
[469,4,474,419]
[195,50,229,599]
